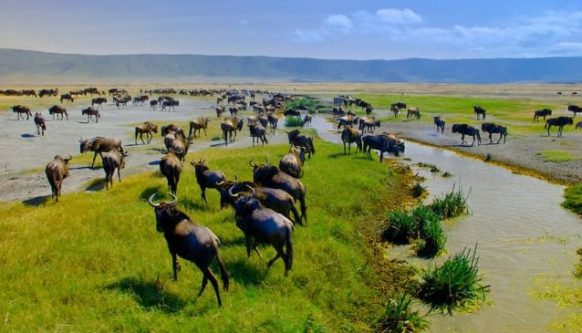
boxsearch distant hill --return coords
[1,48,582,83]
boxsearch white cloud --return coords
[292,29,325,43]
[375,8,422,25]
[323,14,353,34]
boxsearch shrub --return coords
[562,183,582,217]
[377,293,428,333]
[411,183,426,198]
[429,187,469,219]
[418,245,489,314]
[285,116,303,127]
[382,210,417,244]
[413,206,446,258]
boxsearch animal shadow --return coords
[85,178,106,191]
[148,160,161,166]
[105,276,186,313]
[21,133,35,138]
[180,197,206,211]
[227,258,267,286]
[139,185,162,201]
[22,195,50,206]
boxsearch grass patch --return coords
[411,183,427,199]
[285,96,319,114]
[537,150,579,163]
[429,187,470,220]
[576,249,582,279]
[285,116,303,127]
[377,293,429,333]
[562,183,582,217]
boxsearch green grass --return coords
[285,116,303,127]
[0,139,414,332]
[537,150,580,163]
[562,183,582,216]
[429,187,470,220]
[377,293,428,333]
[576,249,582,279]
[285,97,319,114]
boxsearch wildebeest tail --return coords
[309,137,315,155]
[215,253,229,292]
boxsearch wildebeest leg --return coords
[171,252,180,281]
[290,204,302,226]
[91,152,99,168]
[547,125,551,136]
[201,187,208,205]
[489,132,493,144]
[471,135,476,146]
[117,167,122,182]
[202,267,222,306]
[497,134,502,144]
[461,134,466,144]
[266,248,283,268]
[197,275,208,297]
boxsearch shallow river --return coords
[311,115,581,332]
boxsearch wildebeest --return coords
[452,124,481,146]
[22,89,37,97]
[267,112,278,133]
[341,126,362,154]
[34,113,46,136]
[161,99,179,111]
[481,123,508,144]
[284,109,301,117]
[92,97,107,109]
[132,95,149,105]
[390,105,400,118]
[148,193,229,306]
[82,107,101,123]
[135,122,158,144]
[473,106,486,120]
[220,117,243,146]
[391,102,406,117]
[250,161,307,223]
[161,124,185,137]
[362,134,404,161]
[215,105,225,117]
[60,94,74,103]
[165,133,191,161]
[545,116,574,137]
[301,114,312,127]
[576,121,582,129]
[150,100,158,110]
[533,108,552,122]
[114,95,131,109]
[337,115,356,129]
[433,116,445,134]
[359,116,378,133]
[45,155,72,202]
[48,105,68,120]
[79,136,123,168]
[248,124,268,147]
[38,88,58,98]
[189,117,209,138]
[287,129,315,159]
[407,107,421,120]
[160,152,182,194]
[567,105,581,117]
[101,149,128,189]
[279,146,305,178]
[229,107,239,117]
[192,160,226,205]
[12,105,32,120]
[233,195,294,275]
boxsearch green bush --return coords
[429,187,469,219]
[377,293,428,333]
[562,183,582,216]
[285,116,303,127]
[382,210,418,244]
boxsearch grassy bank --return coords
[563,183,582,216]
[0,139,414,332]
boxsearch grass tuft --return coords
[285,116,303,127]
[429,187,469,220]
[377,293,429,333]
[537,150,579,163]
[562,183,582,216]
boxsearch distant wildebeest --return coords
[161,99,179,111]
[114,95,131,109]
[60,94,74,103]
[45,155,72,202]
[135,122,158,144]
[341,126,362,154]
[192,160,226,205]
[433,116,445,134]
[567,105,581,117]
[22,89,37,97]
[545,116,574,137]
[407,107,421,120]
[365,105,373,115]
[248,124,268,147]
[79,136,123,168]
[279,146,305,178]
[301,114,312,127]
[48,105,68,120]
[576,121,582,129]
[160,152,182,194]
[391,102,407,110]
[12,105,32,120]
[220,117,243,146]
[132,95,149,105]
[267,113,278,133]
[82,107,101,123]
[452,124,481,146]
[359,116,378,134]
[481,123,508,144]
[229,107,239,117]
[101,149,128,189]
[34,113,46,136]
[38,88,58,98]
[189,117,209,138]
[533,108,552,122]
[284,109,301,117]
[150,100,158,110]
[148,193,229,306]
[91,97,107,109]
[215,105,225,117]
[473,106,486,120]
[287,129,315,159]
[362,134,403,161]
[161,124,185,137]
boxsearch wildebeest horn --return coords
[228,185,241,198]
[216,180,224,186]
[167,193,178,206]
[249,159,256,167]
[245,184,256,196]
[148,193,160,207]
[65,154,72,161]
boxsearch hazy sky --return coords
[1,0,582,59]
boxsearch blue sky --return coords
[1,0,582,59]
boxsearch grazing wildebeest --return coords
[233,195,294,275]
[481,123,508,144]
[150,100,158,110]
[301,114,312,127]
[101,149,128,189]
[433,116,445,134]
[132,95,149,105]
[473,106,486,120]
[452,124,481,146]
[135,122,158,144]
[267,112,278,134]
[161,99,179,111]
[12,105,32,120]
[34,113,46,136]
[391,102,407,110]
[191,160,226,205]
[114,95,131,109]
[215,105,225,117]
[359,116,377,134]
[533,108,552,122]
[160,152,182,194]
[38,88,58,98]
[22,89,37,97]
[390,105,400,118]
[82,107,101,123]
[148,193,229,306]
[45,155,72,202]
[341,126,362,154]
[248,124,268,147]
[48,105,68,120]
[161,124,185,137]
[279,146,305,178]
[165,134,191,161]
[545,116,574,137]
[189,117,209,138]
[407,107,421,120]
[567,105,581,117]
[92,97,107,109]
[362,134,403,161]
[287,129,315,159]
[60,94,74,103]
[79,137,123,168]
[220,118,243,146]
[250,161,307,223]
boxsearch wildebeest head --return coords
[233,194,263,219]
[79,138,90,153]
[286,129,300,144]
[191,159,209,173]
[249,160,279,184]
[148,193,180,232]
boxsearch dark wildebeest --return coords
[452,124,481,146]
[533,108,552,122]
[60,94,74,103]
[576,121,582,129]
[481,123,508,144]
[101,149,128,189]
[215,105,225,117]
[341,126,362,154]
[391,102,406,118]
[474,106,486,120]
[545,116,574,137]
[191,160,226,205]
[135,122,158,144]
[160,152,182,194]
[284,109,301,117]
[287,129,315,159]
[248,124,268,147]
[12,105,32,120]
[34,113,46,136]
[22,89,37,97]
[267,112,278,134]
[79,137,123,168]
[301,114,312,127]
[148,193,229,306]
[229,107,239,117]
[160,124,185,137]
[362,134,403,162]
[114,95,131,109]
[165,133,192,162]
[220,118,243,146]
[390,105,400,118]
[407,107,421,120]
[150,100,158,110]
[567,105,581,117]
[358,116,377,134]
[82,107,101,123]
[38,88,58,98]
[48,105,68,120]
[233,195,294,275]
[133,95,149,105]
[279,146,305,178]
[45,154,72,202]
[250,161,307,224]
[433,116,445,134]
[189,117,209,138]
[92,97,107,109]
[161,99,179,111]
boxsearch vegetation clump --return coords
[377,293,428,333]
[562,183,582,217]
[429,187,469,220]
[284,116,303,127]
[576,248,582,279]
[285,97,318,114]
[411,183,427,198]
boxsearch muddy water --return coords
[311,115,581,332]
